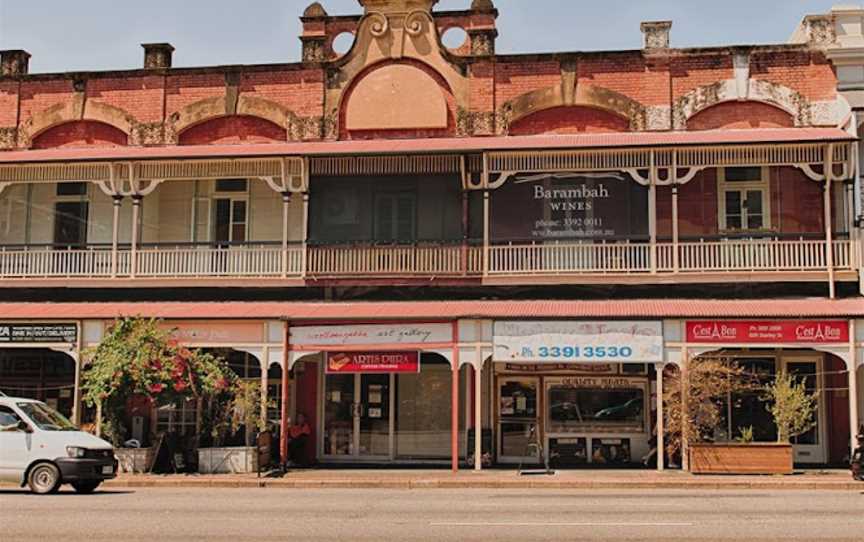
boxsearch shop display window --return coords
[156,399,198,437]
[547,385,645,433]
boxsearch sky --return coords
[0,0,844,74]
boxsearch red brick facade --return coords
[0,5,842,151]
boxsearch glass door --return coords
[784,359,826,464]
[322,373,394,460]
[358,374,391,458]
[497,377,540,464]
[323,374,355,457]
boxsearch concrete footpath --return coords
[94,469,862,491]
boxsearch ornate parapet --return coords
[0,127,17,149]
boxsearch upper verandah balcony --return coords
[0,131,857,293]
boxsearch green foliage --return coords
[205,380,274,447]
[763,371,818,443]
[81,317,237,446]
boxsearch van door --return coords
[0,405,32,482]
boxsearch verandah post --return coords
[452,321,460,473]
[824,143,835,299]
[281,192,291,278]
[111,195,123,277]
[280,321,290,467]
[849,319,860,458]
[656,362,665,471]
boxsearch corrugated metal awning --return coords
[0,298,861,321]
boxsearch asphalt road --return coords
[1,487,863,542]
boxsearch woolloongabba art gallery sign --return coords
[490,172,648,241]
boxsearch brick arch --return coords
[509,105,631,135]
[499,84,646,134]
[675,79,811,129]
[32,120,129,149]
[688,101,794,130]
[338,58,456,139]
[170,95,298,143]
[21,99,134,148]
[178,115,288,145]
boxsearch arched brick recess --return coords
[688,101,794,130]
[674,79,813,129]
[20,98,134,148]
[177,115,288,145]
[339,59,456,140]
[31,120,128,149]
[499,84,646,134]
[509,106,630,135]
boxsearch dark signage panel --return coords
[0,323,78,343]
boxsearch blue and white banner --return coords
[493,321,663,363]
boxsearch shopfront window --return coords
[394,357,466,460]
[546,384,645,433]
[156,399,198,436]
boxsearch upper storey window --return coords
[718,167,770,232]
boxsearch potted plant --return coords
[198,380,272,474]
[82,317,236,473]
[760,370,818,472]
[664,355,797,475]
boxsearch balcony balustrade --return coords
[0,237,857,281]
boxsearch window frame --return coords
[212,179,250,244]
[717,166,772,233]
[53,183,90,248]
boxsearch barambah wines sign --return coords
[0,323,78,344]
[491,172,648,241]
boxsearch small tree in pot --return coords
[763,371,817,445]
[199,380,272,473]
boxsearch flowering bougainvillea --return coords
[82,317,238,445]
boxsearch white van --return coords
[0,395,117,494]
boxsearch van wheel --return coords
[71,481,101,494]
[27,463,61,494]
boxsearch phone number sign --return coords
[0,323,78,344]
[493,321,663,363]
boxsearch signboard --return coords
[494,321,663,363]
[686,321,850,344]
[0,323,77,344]
[491,172,648,241]
[326,351,420,374]
[292,323,451,348]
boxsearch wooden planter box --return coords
[198,447,258,474]
[689,443,793,475]
[116,447,156,474]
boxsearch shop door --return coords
[497,377,540,464]
[322,373,393,460]
[784,359,826,464]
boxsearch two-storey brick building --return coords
[0,0,861,470]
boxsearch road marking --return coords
[430,522,695,527]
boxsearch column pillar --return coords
[130,195,142,278]
[671,185,679,274]
[280,322,290,467]
[825,144,835,299]
[110,196,123,277]
[261,346,270,428]
[474,358,483,471]
[281,193,291,278]
[482,190,490,277]
[301,193,309,278]
[461,191,470,275]
[656,362,665,471]
[648,176,658,274]
[850,320,860,458]
[680,348,690,472]
[451,322,460,472]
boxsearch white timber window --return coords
[718,167,770,232]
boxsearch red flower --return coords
[149,383,164,394]
[173,381,188,392]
